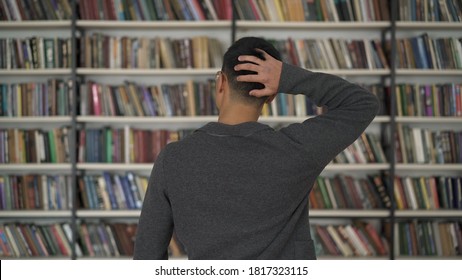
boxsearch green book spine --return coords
[48,130,56,163]
[106,129,112,163]
[413,178,425,209]
[316,177,332,209]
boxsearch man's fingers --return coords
[249,88,272,97]
[236,74,262,83]
[254,48,270,60]
[237,55,263,65]
[234,63,260,72]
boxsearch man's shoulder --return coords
[161,131,202,158]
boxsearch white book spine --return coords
[324,179,338,209]
[412,127,425,163]
[345,225,368,256]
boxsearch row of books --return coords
[235,0,390,22]
[270,38,388,70]
[0,128,70,164]
[3,173,460,211]
[396,126,462,164]
[0,0,73,21]
[309,175,391,210]
[398,0,462,22]
[333,133,387,164]
[2,127,460,165]
[79,80,391,118]
[2,220,460,258]
[395,35,462,70]
[5,80,460,119]
[76,222,137,257]
[78,128,193,163]
[0,175,71,210]
[394,176,462,210]
[395,221,462,256]
[394,83,462,117]
[78,35,223,69]
[0,223,75,257]
[78,223,185,257]
[2,35,461,70]
[0,81,72,117]
[0,38,72,70]
[79,129,385,164]
[311,221,388,257]
[79,80,218,117]
[3,0,462,22]
[78,0,232,21]
[78,172,148,210]
[0,222,182,258]
[78,128,125,163]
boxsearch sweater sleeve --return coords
[133,150,173,259]
[278,63,380,170]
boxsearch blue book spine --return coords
[96,225,110,255]
[184,0,200,20]
[83,176,95,209]
[410,0,416,21]
[33,176,39,209]
[55,176,63,210]
[142,86,156,116]
[410,38,423,69]
[120,176,135,209]
[416,37,429,69]
[404,223,412,255]
[132,0,144,20]
[103,172,118,209]
[178,0,193,20]
[0,230,13,255]
[114,0,124,20]
[127,172,142,209]
[29,225,45,256]
[433,0,440,21]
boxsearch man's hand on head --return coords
[234,49,283,99]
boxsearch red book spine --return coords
[316,226,340,255]
[248,0,261,20]
[50,225,68,256]
[365,223,387,255]
[428,178,440,209]
[81,224,95,257]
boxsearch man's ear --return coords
[265,94,277,104]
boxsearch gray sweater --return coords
[133,63,379,259]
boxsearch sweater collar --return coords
[197,121,272,137]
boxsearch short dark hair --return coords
[222,37,281,106]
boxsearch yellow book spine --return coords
[420,177,431,210]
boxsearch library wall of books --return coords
[0,0,461,260]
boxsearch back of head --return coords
[222,37,281,106]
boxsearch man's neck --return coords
[217,105,261,125]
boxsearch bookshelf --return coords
[0,0,461,259]
[390,0,462,260]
